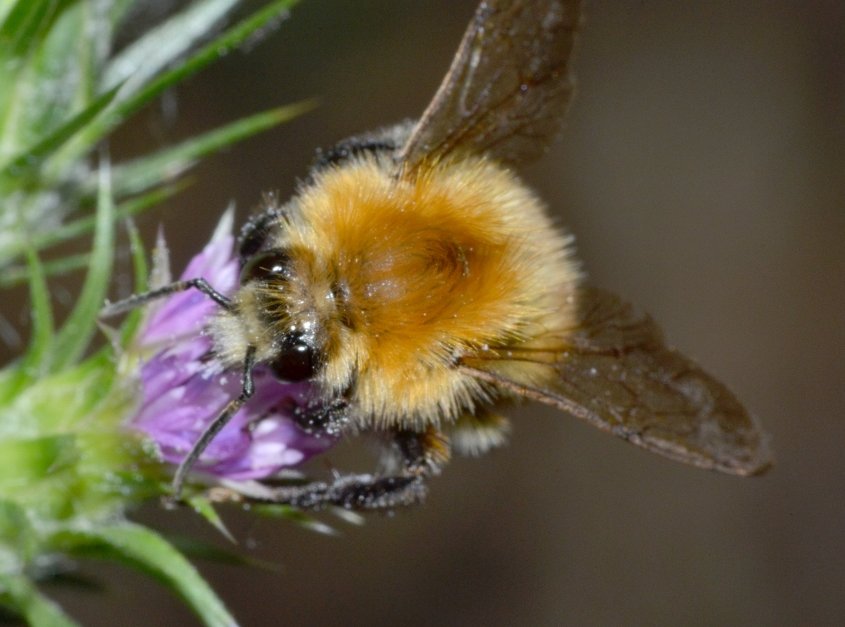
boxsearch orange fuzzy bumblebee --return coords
[104,0,770,509]
[212,152,579,432]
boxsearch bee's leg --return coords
[393,426,451,476]
[249,428,450,511]
[168,345,257,503]
[249,474,428,511]
[291,397,350,438]
[100,277,233,317]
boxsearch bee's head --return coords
[238,248,323,383]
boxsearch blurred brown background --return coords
[45,0,845,625]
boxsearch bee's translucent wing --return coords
[459,288,772,476]
[399,0,583,171]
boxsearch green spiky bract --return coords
[0,1,313,624]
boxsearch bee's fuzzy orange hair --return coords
[262,155,581,429]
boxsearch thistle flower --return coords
[0,1,321,624]
[129,211,335,483]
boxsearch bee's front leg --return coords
[291,397,350,438]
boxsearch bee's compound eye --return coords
[269,333,319,382]
[240,249,291,285]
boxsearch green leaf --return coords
[56,523,237,627]
[0,2,16,28]
[0,575,80,627]
[0,498,38,564]
[0,182,187,271]
[28,182,189,254]
[22,1,92,138]
[0,83,121,176]
[38,570,104,593]
[170,536,280,571]
[103,0,240,92]
[110,101,314,196]
[72,0,300,152]
[0,252,89,289]
[105,0,134,30]
[117,218,149,349]
[50,154,114,371]
[254,504,338,536]
[0,248,55,401]
[0,435,79,488]
[188,496,235,543]
[0,0,74,60]
[0,1,87,161]
[22,248,54,372]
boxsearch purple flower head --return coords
[130,210,335,481]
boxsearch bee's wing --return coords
[399,0,583,171]
[459,288,772,476]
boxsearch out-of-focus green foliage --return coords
[0,1,306,624]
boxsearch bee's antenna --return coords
[168,345,258,504]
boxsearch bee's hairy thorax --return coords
[252,152,582,430]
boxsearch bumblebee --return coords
[104,0,770,510]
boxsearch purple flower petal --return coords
[141,211,239,348]
[129,210,335,481]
